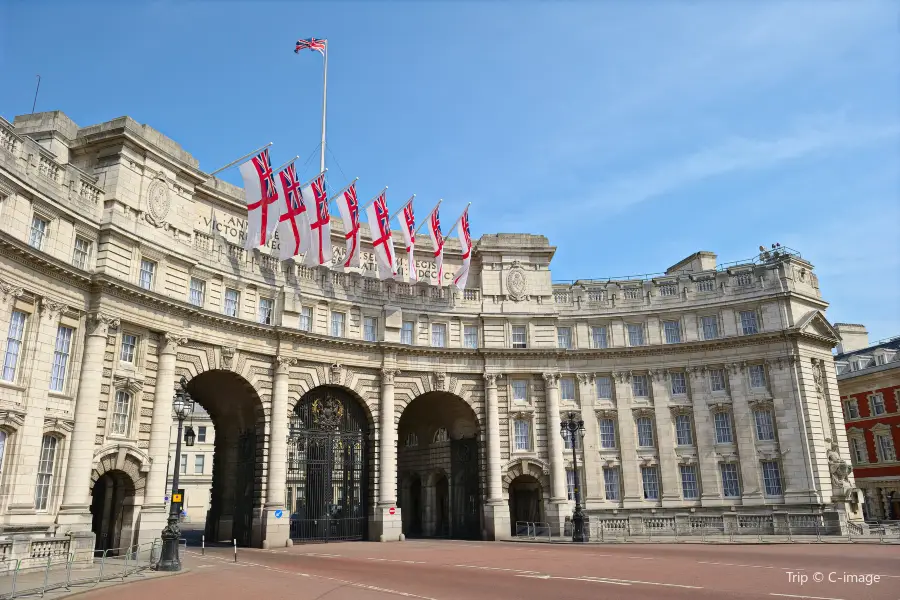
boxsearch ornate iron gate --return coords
[451,437,481,540]
[287,389,368,541]
[233,429,256,547]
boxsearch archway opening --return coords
[397,391,481,540]
[401,474,423,537]
[287,386,372,542]
[182,370,264,547]
[90,470,136,554]
[508,474,544,536]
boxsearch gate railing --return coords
[513,521,551,540]
[289,515,367,542]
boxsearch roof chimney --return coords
[834,323,869,354]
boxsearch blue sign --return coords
[274,509,283,519]
[164,496,170,503]
[181,510,187,517]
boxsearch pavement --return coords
[72,539,899,600]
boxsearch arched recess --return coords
[504,458,550,535]
[181,369,266,548]
[397,391,482,540]
[287,385,373,542]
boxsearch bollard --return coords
[787,520,792,543]
[234,539,237,562]
[816,521,822,543]
[202,534,205,556]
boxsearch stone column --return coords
[576,374,603,506]
[727,365,763,503]
[371,366,403,541]
[650,372,681,505]
[134,332,184,547]
[57,313,119,527]
[689,368,721,504]
[613,372,643,507]
[482,373,510,539]
[263,356,294,548]
[543,373,567,535]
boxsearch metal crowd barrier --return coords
[0,540,161,599]
[513,521,552,540]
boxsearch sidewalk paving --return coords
[508,533,900,544]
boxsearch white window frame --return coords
[511,380,528,404]
[754,409,776,441]
[599,418,616,449]
[596,376,612,400]
[636,416,654,447]
[258,297,274,325]
[2,310,27,382]
[674,414,693,446]
[603,467,620,501]
[713,411,733,444]
[663,320,682,344]
[299,306,313,332]
[869,394,886,416]
[513,418,532,452]
[119,333,138,364]
[110,390,132,436]
[720,463,740,498]
[560,377,576,402]
[400,320,414,345]
[761,460,782,496]
[364,316,378,342]
[189,277,206,307]
[632,375,649,398]
[330,311,346,337]
[50,325,73,393]
[197,426,207,443]
[710,369,727,393]
[700,315,719,340]
[35,435,58,511]
[850,436,867,465]
[72,236,92,269]
[845,399,860,420]
[680,465,699,499]
[557,326,572,349]
[670,372,687,396]
[463,324,478,349]
[29,215,49,250]
[875,433,896,462]
[139,258,156,291]
[511,325,527,349]
[749,364,766,390]
[641,465,660,500]
[626,323,645,347]
[223,288,240,318]
[739,310,759,335]
[591,325,608,349]
[431,323,447,348]
[195,454,205,474]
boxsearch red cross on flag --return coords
[301,172,331,267]
[397,197,416,283]
[335,182,361,270]
[240,148,283,251]
[365,190,397,279]
[426,203,444,287]
[275,162,310,260]
[452,207,472,290]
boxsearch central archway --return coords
[184,370,264,547]
[397,391,482,540]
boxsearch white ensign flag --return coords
[335,182,361,270]
[275,163,310,260]
[397,197,416,282]
[239,148,283,251]
[301,172,332,267]
[365,191,398,279]
[452,207,472,290]
[425,203,444,287]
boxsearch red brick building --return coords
[834,324,900,521]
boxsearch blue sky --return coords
[2,1,898,340]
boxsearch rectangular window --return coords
[557,327,572,349]
[2,311,27,382]
[599,418,616,448]
[514,419,530,451]
[180,453,187,474]
[850,438,867,464]
[34,435,57,510]
[511,325,527,349]
[560,377,575,402]
[258,297,274,325]
[675,414,693,446]
[636,416,654,447]
[512,380,527,403]
[710,369,726,392]
[197,426,207,443]
[299,306,313,332]
[740,310,759,335]
[680,465,699,499]
[330,312,345,337]
[591,326,608,349]
[72,236,91,269]
[464,325,478,349]
[701,315,719,340]
[111,390,132,435]
[189,278,206,307]
[845,400,860,419]
[754,410,775,441]
[627,323,645,346]
[632,375,649,397]
[670,372,687,395]
[663,320,682,344]
[364,317,377,342]
[749,364,766,389]
[604,467,620,501]
[641,466,659,500]
[877,435,896,462]
[714,412,733,444]
[195,454,205,474]
[29,215,48,250]
[761,461,782,496]
[50,325,73,392]
[431,323,446,347]
[720,463,740,498]
[596,376,611,399]
[401,320,414,344]
[120,333,137,364]
[870,394,886,416]
[139,259,156,290]
[566,469,583,501]
[224,288,240,317]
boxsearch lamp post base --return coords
[572,508,589,543]
[156,519,182,571]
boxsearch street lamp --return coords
[157,376,194,571]
[560,412,588,542]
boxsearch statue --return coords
[827,440,853,499]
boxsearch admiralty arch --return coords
[0,111,860,554]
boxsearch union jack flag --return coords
[281,163,302,211]
[295,38,327,55]
[253,149,278,201]
[430,208,442,243]
[313,176,329,222]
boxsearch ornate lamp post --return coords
[560,412,588,542]
[157,377,195,571]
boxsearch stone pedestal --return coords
[544,500,568,536]
[370,505,404,542]
[262,506,291,548]
[66,531,96,566]
[482,501,511,540]
[135,504,168,549]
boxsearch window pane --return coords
[762,461,782,496]
[73,237,91,269]
[139,259,156,290]
[111,390,131,435]
[195,455,205,474]
[637,417,654,447]
[670,372,687,395]
[557,327,572,349]
[514,420,530,450]
[627,324,645,346]
[740,311,759,335]
[431,324,446,347]
[710,369,726,392]
[189,278,206,307]
[701,316,719,340]
[401,321,414,344]
[749,365,766,389]
[721,463,740,498]
[604,467,620,500]
[632,375,648,397]
[754,410,775,441]
[675,414,693,445]
[512,381,527,402]
[50,326,73,392]
[331,312,345,337]
[35,436,57,510]
[512,326,527,348]
[29,216,48,250]
[714,412,733,444]
[120,334,137,363]
[464,325,478,349]
[599,419,616,448]
[197,426,207,443]
[596,376,611,399]
[224,289,240,317]
[680,465,699,499]
[641,466,659,500]
[3,311,27,381]
[560,378,575,401]
[663,321,681,344]
[364,317,377,342]
[591,326,608,349]
[258,298,273,324]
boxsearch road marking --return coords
[455,564,539,574]
[698,561,777,569]
[626,556,656,560]
[367,558,427,564]
[515,573,702,589]
[769,594,846,600]
[516,574,629,585]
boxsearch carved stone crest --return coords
[0,280,24,305]
[330,363,344,385]
[506,262,528,302]
[145,176,171,227]
[220,346,236,369]
[433,371,447,391]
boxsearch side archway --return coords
[90,452,143,554]
[504,459,549,535]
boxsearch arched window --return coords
[35,435,58,511]
[405,432,418,448]
[433,428,449,443]
[111,390,132,436]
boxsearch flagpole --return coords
[272,155,300,175]
[413,199,442,235]
[320,41,328,174]
[326,177,359,204]
[444,202,471,237]
[207,142,273,177]
[360,186,388,212]
[388,194,415,221]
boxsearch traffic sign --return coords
[389,507,395,516]
[274,509,283,519]
[172,493,182,503]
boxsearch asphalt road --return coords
[79,540,900,600]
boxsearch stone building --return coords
[165,406,215,525]
[833,324,900,520]
[0,110,860,555]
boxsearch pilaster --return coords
[576,374,603,506]
[542,372,567,534]
[263,355,294,549]
[613,372,643,507]
[688,368,723,504]
[650,371,681,504]
[727,364,763,504]
[370,362,402,541]
[482,372,510,540]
